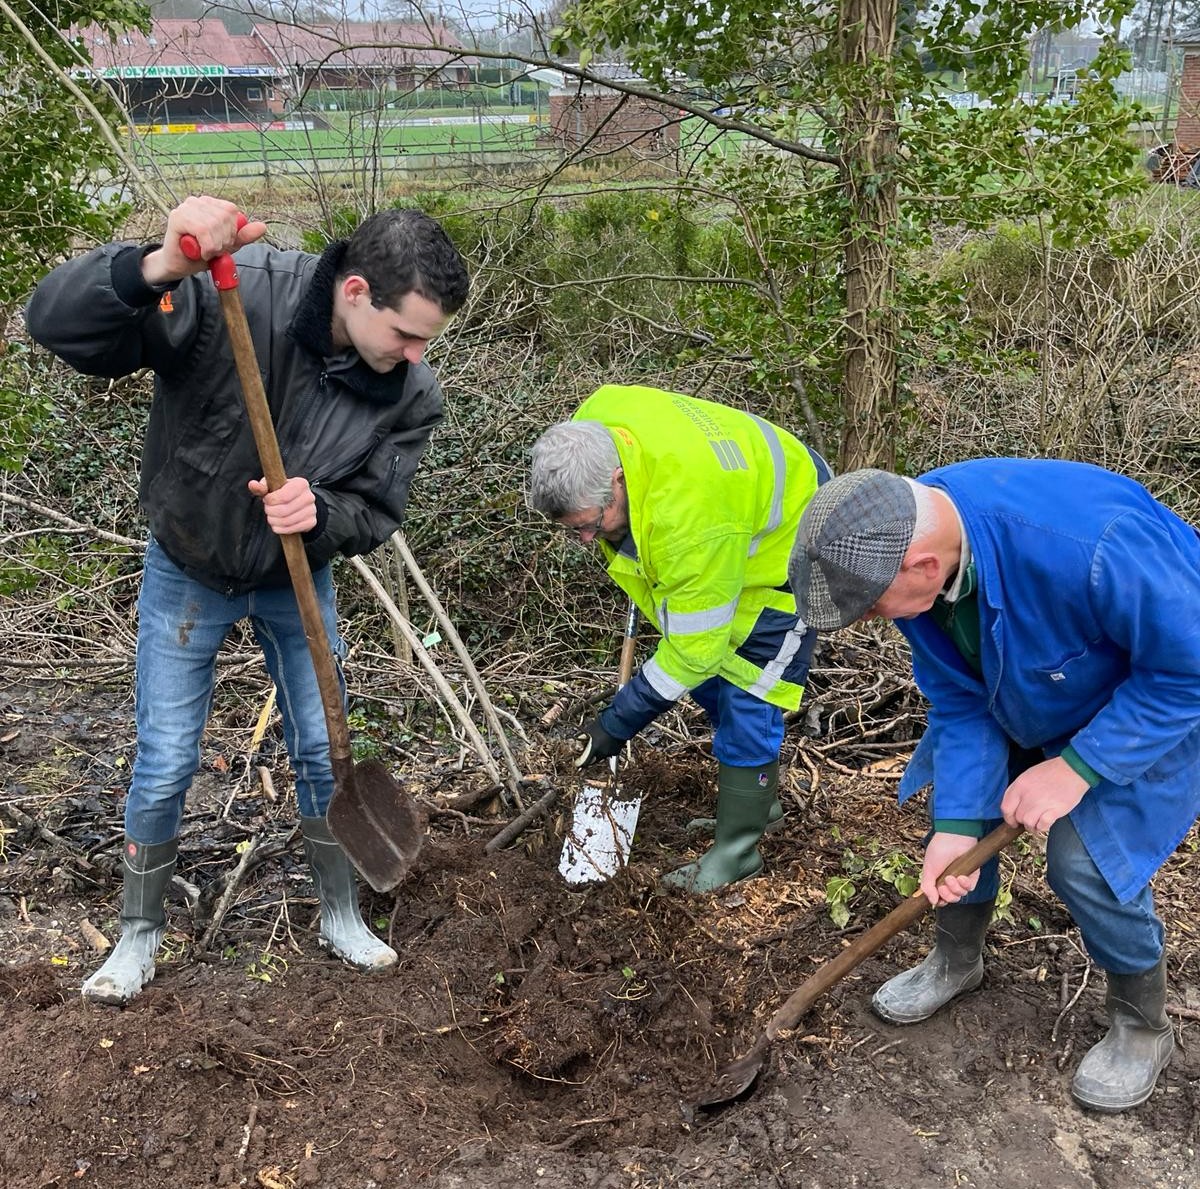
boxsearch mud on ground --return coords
[0,683,1197,1189]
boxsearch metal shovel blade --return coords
[558,600,641,885]
[685,1036,772,1114]
[683,823,1023,1114]
[326,758,424,893]
[558,763,641,885]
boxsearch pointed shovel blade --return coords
[558,763,642,885]
[326,758,423,893]
[683,1035,772,1115]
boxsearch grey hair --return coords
[903,477,939,542]
[528,420,619,519]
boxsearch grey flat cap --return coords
[789,469,917,630]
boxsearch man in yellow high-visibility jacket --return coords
[529,385,830,891]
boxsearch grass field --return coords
[140,118,537,156]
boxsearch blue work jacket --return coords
[896,458,1200,903]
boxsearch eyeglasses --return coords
[557,507,607,540]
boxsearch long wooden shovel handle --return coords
[763,822,1023,1041]
[617,599,638,686]
[181,232,352,765]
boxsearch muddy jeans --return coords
[125,537,345,843]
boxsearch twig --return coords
[0,491,145,549]
[79,918,112,953]
[390,531,526,788]
[196,833,261,953]
[382,542,413,665]
[1051,963,1090,1043]
[1166,1003,1200,1021]
[0,801,79,853]
[348,555,521,810]
[485,785,560,853]
[257,766,277,802]
[236,1101,259,1168]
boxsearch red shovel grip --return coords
[179,213,249,291]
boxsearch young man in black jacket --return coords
[26,195,469,1003]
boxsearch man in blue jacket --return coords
[787,461,1200,1113]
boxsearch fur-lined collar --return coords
[286,239,345,358]
[286,239,409,403]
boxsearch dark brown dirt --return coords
[1,683,1197,1189]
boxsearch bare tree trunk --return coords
[838,0,899,472]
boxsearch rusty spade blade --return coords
[684,822,1023,1114]
[326,757,423,892]
[182,227,424,893]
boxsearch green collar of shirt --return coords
[929,559,982,676]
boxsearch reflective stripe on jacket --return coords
[578,385,819,721]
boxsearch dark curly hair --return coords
[337,208,469,315]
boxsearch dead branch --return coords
[347,554,522,810]
[390,530,527,781]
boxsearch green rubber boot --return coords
[82,837,179,1005]
[685,799,785,836]
[662,761,778,893]
[1071,956,1175,1113]
[301,816,398,971]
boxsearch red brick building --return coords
[1173,31,1200,151]
[548,64,680,154]
[251,20,474,100]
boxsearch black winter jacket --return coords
[25,240,444,594]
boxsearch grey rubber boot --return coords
[872,899,994,1024]
[662,761,778,893]
[301,816,398,971]
[82,837,179,1005]
[1071,956,1175,1113]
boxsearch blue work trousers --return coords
[690,677,783,768]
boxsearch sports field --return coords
[130,111,545,174]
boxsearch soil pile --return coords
[1,685,1197,1189]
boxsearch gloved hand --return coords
[574,718,625,769]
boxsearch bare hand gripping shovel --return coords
[558,600,641,884]
[685,822,1023,1114]
[182,225,422,892]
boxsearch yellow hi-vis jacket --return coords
[576,385,820,732]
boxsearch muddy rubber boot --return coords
[301,816,398,971]
[1071,956,1175,1113]
[82,837,179,1006]
[872,900,993,1024]
[662,761,777,893]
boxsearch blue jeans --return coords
[949,738,1164,975]
[127,538,344,843]
[690,677,783,767]
[958,815,1163,974]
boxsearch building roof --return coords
[251,20,477,72]
[75,19,274,73]
[70,17,476,78]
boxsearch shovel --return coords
[181,225,423,893]
[558,599,642,884]
[685,821,1023,1113]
